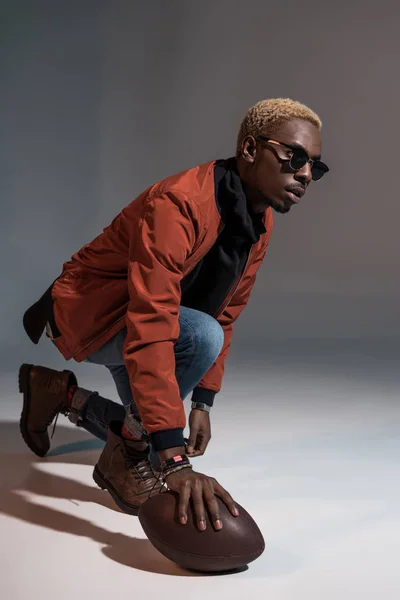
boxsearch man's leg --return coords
[78,306,224,441]
[18,306,224,513]
[76,306,224,513]
[18,306,223,458]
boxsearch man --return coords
[19,98,329,532]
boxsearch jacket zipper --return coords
[213,244,254,319]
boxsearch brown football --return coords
[138,490,265,572]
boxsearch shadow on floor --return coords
[0,421,204,577]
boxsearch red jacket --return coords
[37,160,274,447]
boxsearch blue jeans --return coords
[74,306,224,457]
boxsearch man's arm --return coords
[123,190,198,452]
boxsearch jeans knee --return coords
[193,314,224,366]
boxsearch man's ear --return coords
[241,136,257,164]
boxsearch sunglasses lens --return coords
[311,162,329,181]
[290,151,307,170]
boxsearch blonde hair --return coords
[236,98,322,156]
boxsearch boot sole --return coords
[18,363,48,457]
[92,465,141,516]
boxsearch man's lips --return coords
[285,184,306,203]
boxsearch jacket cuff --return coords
[191,387,216,407]
[149,428,185,452]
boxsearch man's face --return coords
[240,119,324,214]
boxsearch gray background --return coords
[1,0,400,376]
[1,5,399,592]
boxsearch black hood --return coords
[214,157,266,244]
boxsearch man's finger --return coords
[178,482,191,525]
[203,484,222,530]
[197,433,210,455]
[191,481,207,530]
[186,427,199,454]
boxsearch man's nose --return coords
[294,162,312,184]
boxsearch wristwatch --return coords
[191,401,211,413]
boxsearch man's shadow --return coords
[0,421,201,576]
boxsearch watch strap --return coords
[191,401,211,413]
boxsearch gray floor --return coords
[0,339,399,599]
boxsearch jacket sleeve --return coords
[123,190,199,451]
[192,235,271,403]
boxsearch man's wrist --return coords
[191,401,211,412]
[157,445,187,462]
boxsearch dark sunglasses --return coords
[257,136,329,181]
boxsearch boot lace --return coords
[124,454,166,495]
[49,406,69,440]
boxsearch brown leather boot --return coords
[18,363,77,457]
[93,421,165,515]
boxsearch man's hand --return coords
[165,468,239,531]
[186,408,211,457]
